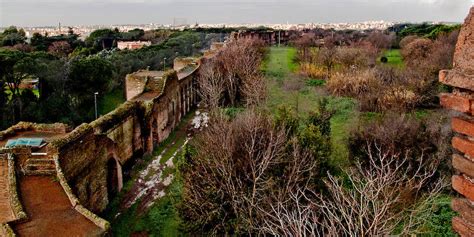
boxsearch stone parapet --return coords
[6,154,27,223]
[53,155,110,234]
[439,6,474,236]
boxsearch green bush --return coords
[306,79,325,87]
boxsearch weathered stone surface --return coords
[453,175,474,202]
[440,69,474,91]
[454,154,474,178]
[453,7,474,75]
[453,136,474,158]
[453,198,474,225]
[452,216,474,237]
[438,6,474,237]
[52,61,200,213]
[440,93,472,113]
[453,117,474,138]
[439,7,474,92]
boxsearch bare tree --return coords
[180,110,320,235]
[241,75,267,107]
[48,41,72,58]
[197,61,226,109]
[218,38,264,106]
[317,47,338,79]
[316,143,445,236]
[366,30,394,53]
[260,142,446,236]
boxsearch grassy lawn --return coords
[98,88,125,116]
[264,46,356,168]
[382,49,404,67]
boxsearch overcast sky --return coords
[0,0,473,27]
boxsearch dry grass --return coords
[299,63,326,79]
[326,67,424,112]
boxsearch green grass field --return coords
[105,46,358,235]
[264,46,356,168]
[382,49,404,67]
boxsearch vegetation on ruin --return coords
[0,23,462,235]
[0,27,223,129]
[169,29,457,235]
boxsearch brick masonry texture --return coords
[439,6,474,236]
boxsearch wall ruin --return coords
[49,61,200,213]
[439,6,474,236]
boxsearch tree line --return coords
[0,26,223,129]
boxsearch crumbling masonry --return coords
[439,6,474,236]
[0,49,224,236]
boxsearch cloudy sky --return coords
[0,0,472,27]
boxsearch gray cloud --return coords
[1,0,472,27]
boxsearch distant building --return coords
[117,41,151,50]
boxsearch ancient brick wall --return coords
[49,61,200,213]
[439,7,474,236]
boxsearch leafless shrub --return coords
[316,47,339,79]
[48,41,72,58]
[197,38,266,108]
[180,109,320,235]
[401,30,458,76]
[349,113,452,175]
[337,47,371,70]
[241,75,267,107]
[260,139,447,236]
[327,67,426,112]
[366,30,395,53]
[399,35,419,49]
[316,143,446,236]
[197,61,226,109]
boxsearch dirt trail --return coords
[0,155,15,223]
[13,176,102,237]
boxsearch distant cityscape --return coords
[0,21,415,39]
[1,20,462,40]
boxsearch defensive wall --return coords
[439,6,474,236]
[0,44,224,235]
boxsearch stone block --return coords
[452,198,474,225]
[453,136,474,158]
[452,216,474,237]
[453,175,474,202]
[453,117,474,138]
[440,93,471,113]
[453,154,474,178]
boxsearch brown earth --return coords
[13,176,102,237]
[0,155,15,223]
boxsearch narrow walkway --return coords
[13,176,102,237]
[0,155,15,224]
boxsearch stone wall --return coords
[49,60,200,213]
[439,7,474,236]
[0,122,70,141]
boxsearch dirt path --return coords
[0,155,15,223]
[13,176,102,237]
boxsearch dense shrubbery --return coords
[179,105,333,235]
[324,29,458,112]
[395,23,461,39]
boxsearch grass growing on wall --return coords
[103,111,195,236]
